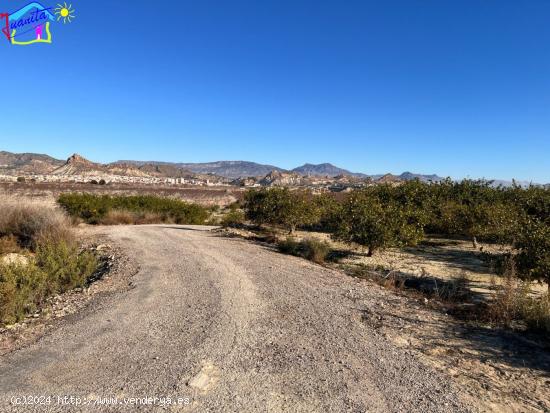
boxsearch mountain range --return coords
[116,159,443,182]
[0,150,542,186]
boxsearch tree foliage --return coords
[333,189,424,256]
[244,188,318,233]
[242,180,549,282]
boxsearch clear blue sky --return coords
[1,0,549,182]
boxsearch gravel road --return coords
[0,225,474,412]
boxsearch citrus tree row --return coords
[243,180,549,283]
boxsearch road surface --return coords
[0,225,472,412]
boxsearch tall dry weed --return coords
[488,259,550,333]
[0,200,72,250]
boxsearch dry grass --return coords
[0,200,73,250]
[277,237,331,264]
[0,235,21,255]
[134,212,168,225]
[487,261,550,333]
[99,210,135,225]
[98,209,168,225]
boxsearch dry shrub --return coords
[522,292,550,333]
[488,268,525,327]
[0,199,98,325]
[134,212,167,225]
[487,260,550,333]
[379,268,470,302]
[99,210,136,225]
[0,201,72,250]
[0,235,21,254]
[433,274,470,302]
[381,271,405,291]
[277,237,330,264]
[98,210,167,225]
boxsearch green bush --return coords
[36,241,98,293]
[221,210,245,228]
[0,261,45,324]
[0,242,97,324]
[0,201,99,325]
[58,193,209,225]
[277,237,330,264]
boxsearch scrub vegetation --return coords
[58,193,210,225]
[0,202,98,325]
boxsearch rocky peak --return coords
[67,153,94,165]
[66,153,92,164]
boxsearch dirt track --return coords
[0,225,474,412]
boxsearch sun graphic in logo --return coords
[55,2,76,23]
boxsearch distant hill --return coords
[52,154,109,176]
[52,155,207,179]
[52,154,151,177]
[51,153,201,178]
[292,163,367,178]
[398,172,444,182]
[119,160,285,179]
[259,170,305,186]
[127,163,194,178]
[110,161,195,178]
[0,151,63,174]
[121,160,367,179]
[376,173,402,184]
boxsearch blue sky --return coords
[0,0,549,182]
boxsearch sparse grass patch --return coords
[277,237,331,264]
[486,262,550,334]
[347,258,549,336]
[522,293,550,333]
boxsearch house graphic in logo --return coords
[3,2,55,45]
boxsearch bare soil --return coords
[218,226,550,412]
